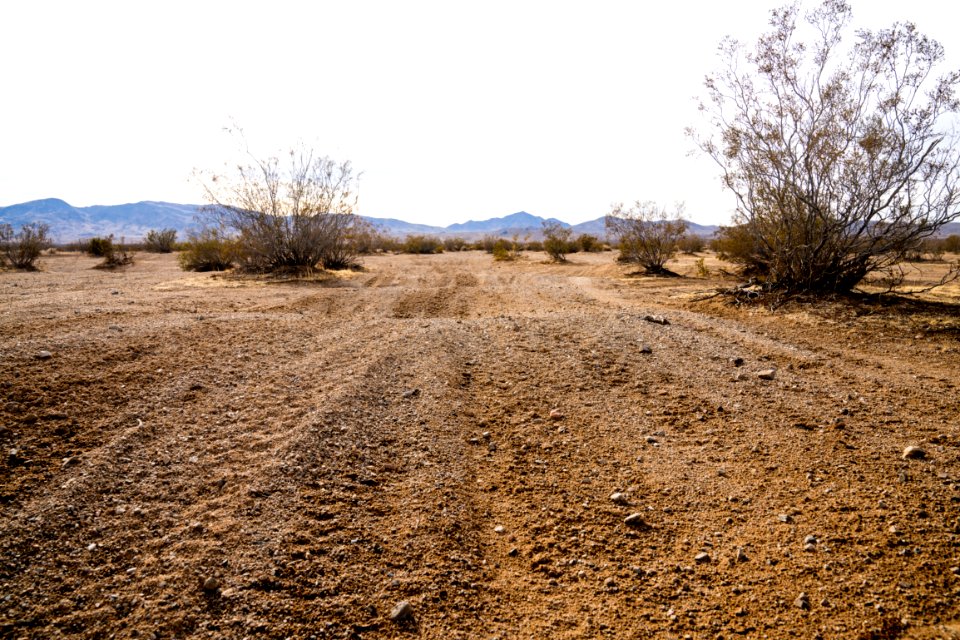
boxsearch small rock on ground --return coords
[757,369,777,380]
[624,513,651,530]
[902,445,926,460]
[389,601,414,622]
[36,351,53,360]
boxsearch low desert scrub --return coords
[443,237,468,252]
[492,237,522,261]
[695,257,710,278]
[343,222,393,256]
[143,228,178,253]
[1,222,52,270]
[576,234,603,253]
[402,235,444,254]
[678,234,706,254]
[85,236,115,258]
[94,237,134,269]
[542,221,573,263]
[178,229,237,271]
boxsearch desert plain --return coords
[1,250,959,639]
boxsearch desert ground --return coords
[1,250,959,640]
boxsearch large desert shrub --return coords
[606,202,687,274]
[691,1,960,293]
[1,222,51,270]
[143,228,178,253]
[198,136,360,273]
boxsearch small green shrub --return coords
[143,228,178,253]
[695,257,710,278]
[492,238,517,261]
[86,236,114,257]
[178,229,236,271]
[542,221,573,263]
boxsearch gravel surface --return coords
[1,250,959,639]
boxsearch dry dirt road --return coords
[1,251,959,640]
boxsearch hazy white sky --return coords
[2,1,958,226]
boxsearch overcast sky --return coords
[2,1,958,226]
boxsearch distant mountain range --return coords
[0,199,201,243]
[5,198,959,244]
[0,197,728,242]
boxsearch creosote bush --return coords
[576,234,602,253]
[542,221,573,262]
[606,202,687,274]
[85,236,114,258]
[491,237,522,261]
[1,222,51,270]
[198,132,361,273]
[143,228,178,253]
[691,0,960,293]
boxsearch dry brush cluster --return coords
[0,222,51,270]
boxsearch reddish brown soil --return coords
[1,251,959,640]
